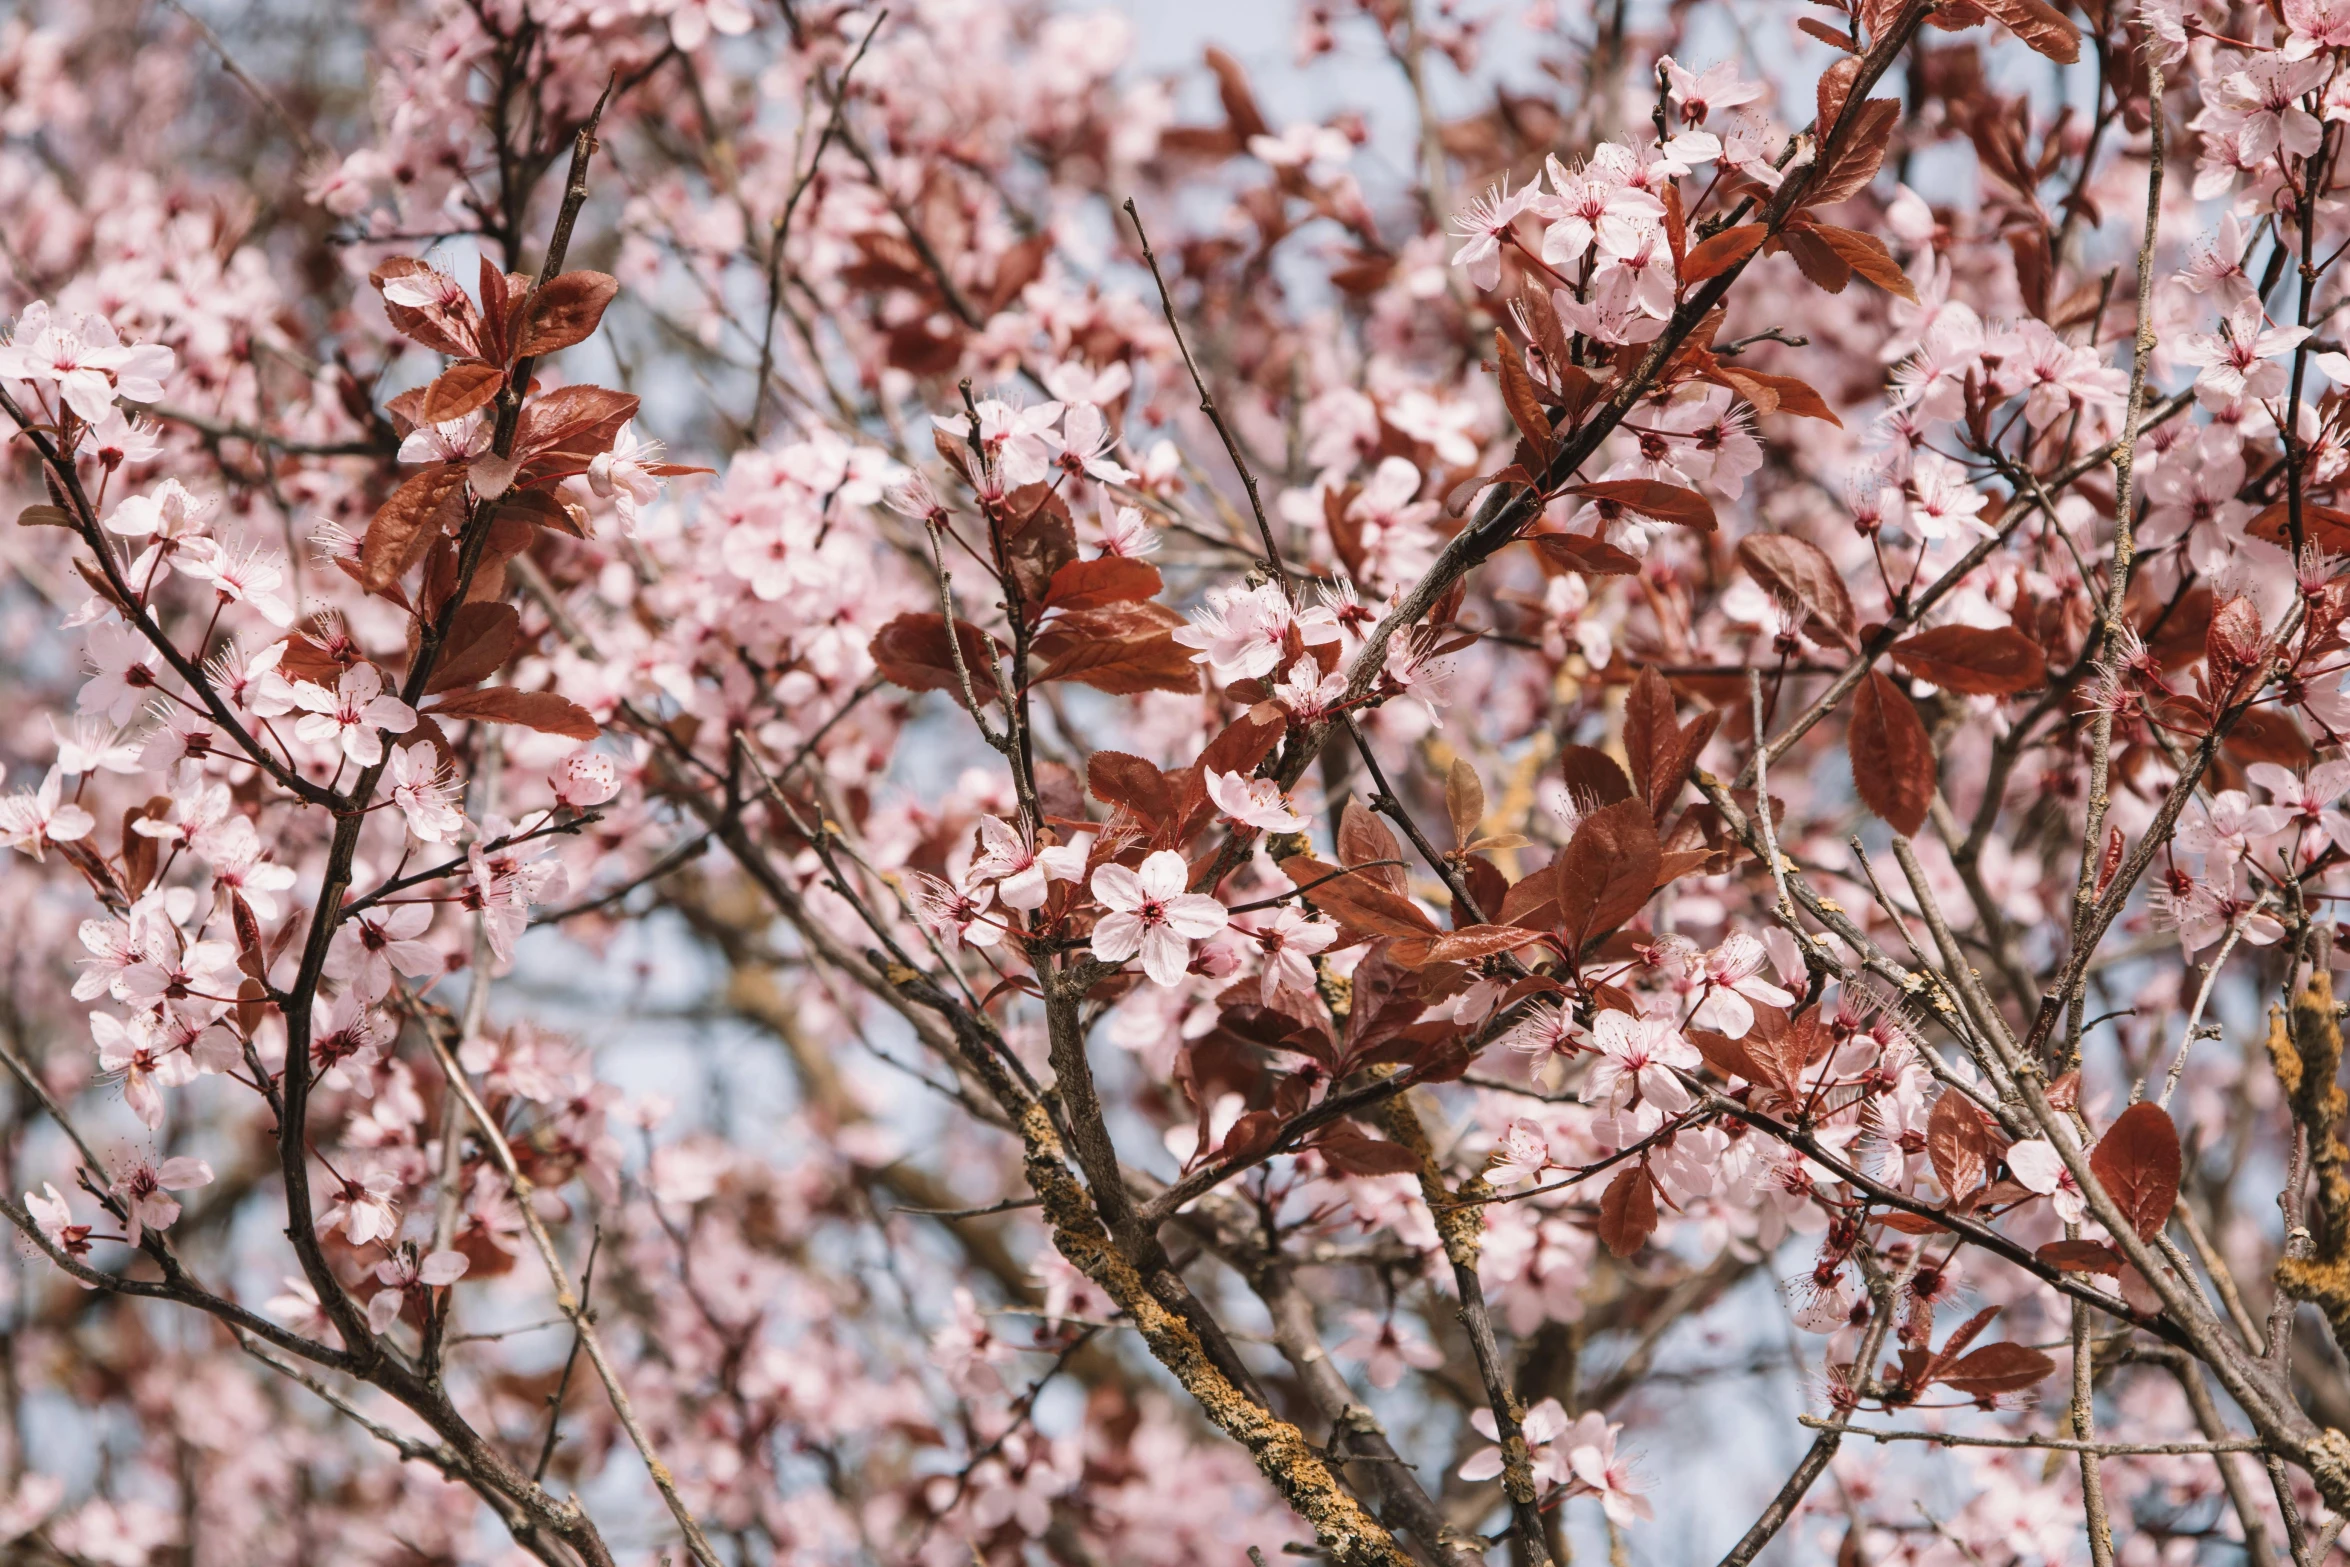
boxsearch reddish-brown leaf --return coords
[1890,624,2048,695]
[1683,224,1768,284]
[1807,225,1919,301]
[1926,1092,1995,1204]
[1446,757,1485,847]
[1283,854,1441,939]
[424,686,599,740]
[1816,55,1863,129]
[1031,604,1199,694]
[1738,534,1859,649]
[1622,667,1719,822]
[1568,479,1717,531]
[2206,594,2269,679]
[1089,752,1178,827]
[1688,1026,1763,1085]
[420,362,505,425]
[370,257,483,359]
[1799,15,1861,48]
[1042,556,1163,614]
[2223,708,2314,769]
[1849,669,1935,836]
[2035,1239,2124,1275]
[518,271,620,358]
[1497,852,1563,931]
[1495,330,1554,460]
[1977,0,2081,61]
[1189,704,1288,795]
[2089,1101,2182,1242]
[1597,1166,1659,1257]
[1803,99,1901,207]
[1781,226,1854,293]
[868,612,1003,703]
[2245,501,2350,553]
[1313,1123,1424,1177]
[1529,531,1644,576]
[514,385,641,468]
[1557,745,1635,807]
[1935,1341,2058,1401]
[1389,924,1547,968]
[361,466,468,593]
[425,601,522,694]
[1556,798,1662,955]
[1339,797,1410,895]
[1730,369,1843,425]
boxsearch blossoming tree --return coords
[13,0,2350,1562]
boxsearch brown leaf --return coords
[1936,1341,2058,1402]
[1816,55,1863,129]
[1890,625,2048,695]
[518,271,620,357]
[1803,99,1901,207]
[2223,708,2314,769]
[1495,330,1554,460]
[361,466,468,593]
[2089,1101,2182,1242]
[1682,224,1767,284]
[1339,797,1409,894]
[513,385,641,469]
[1314,1123,1424,1177]
[1446,757,1486,848]
[420,362,505,424]
[1184,705,1288,827]
[1738,534,1859,649]
[1849,669,1935,836]
[2246,501,2350,553]
[1623,667,1720,821]
[999,487,1080,605]
[2206,594,2269,682]
[1688,1026,1763,1084]
[1557,745,1634,808]
[425,602,522,694]
[1032,604,1199,694]
[1389,924,1547,968]
[424,686,599,739]
[1204,44,1271,140]
[1567,479,1717,531]
[1556,798,1661,955]
[1497,852,1563,931]
[1283,854,1441,939]
[1529,531,1644,576]
[1042,556,1163,614]
[1089,752,1179,827]
[868,612,1003,703]
[370,257,483,359]
[1799,15,1861,48]
[1926,1092,1995,1204]
[1730,369,1843,425]
[1597,1165,1659,1257]
[1807,225,1919,301]
[1780,227,1853,293]
[1978,0,2082,60]
[2036,1239,2124,1275]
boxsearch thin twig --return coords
[1124,198,1294,601]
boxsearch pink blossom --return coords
[2006,1138,2086,1224]
[111,1153,213,1246]
[0,768,95,861]
[291,663,417,767]
[1584,1010,1698,1113]
[1089,850,1229,986]
[1205,769,1308,832]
